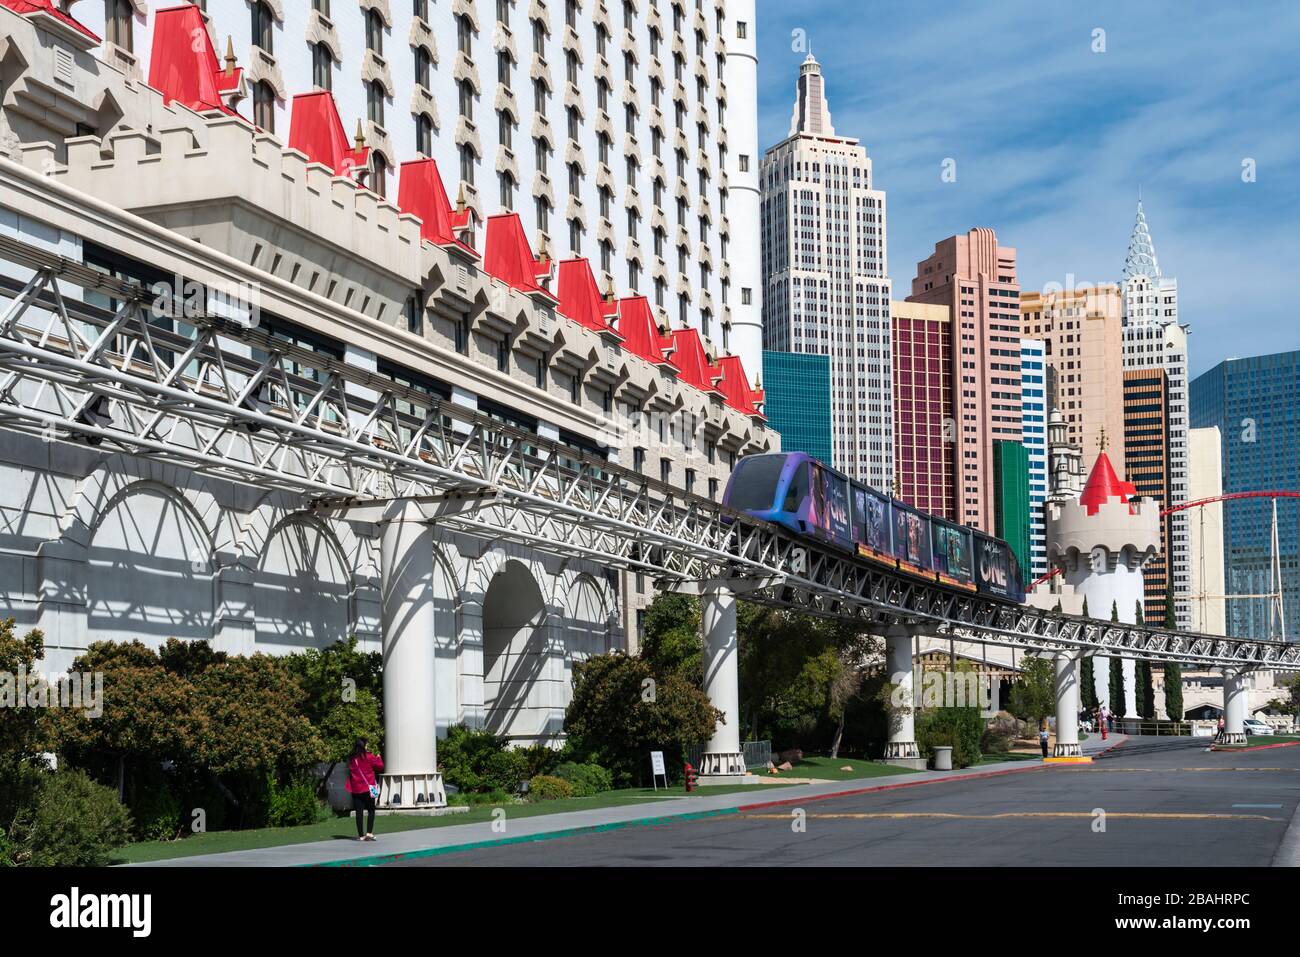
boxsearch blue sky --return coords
[755,0,1300,377]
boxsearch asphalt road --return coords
[388,740,1300,866]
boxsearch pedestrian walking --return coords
[346,737,384,842]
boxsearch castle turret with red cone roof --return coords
[1045,439,1161,717]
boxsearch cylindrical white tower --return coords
[1046,452,1160,718]
[700,584,745,779]
[722,0,763,382]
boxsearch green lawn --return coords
[111,782,792,865]
[761,756,913,781]
[1246,734,1300,745]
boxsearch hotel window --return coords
[498,110,513,150]
[370,152,389,198]
[367,80,385,127]
[628,260,640,290]
[415,46,432,88]
[457,14,473,56]
[566,106,580,141]
[649,27,660,57]
[633,447,645,472]
[536,196,551,233]
[739,154,749,172]
[454,315,470,354]
[532,19,546,56]
[497,338,509,371]
[535,137,550,175]
[499,171,516,210]
[498,50,512,85]
[497,0,509,24]
[566,0,578,29]
[596,24,608,57]
[569,373,581,404]
[253,81,276,132]
[568,218,582,255]
[600,240,612,275]
[566,51,579,87]
[597,78,610,113]
[458,79,474,120]
[568,162,580,197]
[459,143,475,185]
[251,1,274,53]
[313,0,331,16]
[599,186,611,219]
[405,294,422,335]
[365,8,384,56]
[413,0,428,20]
[312,43,332,90]
[415,113,434,156]
[534,78,547,113]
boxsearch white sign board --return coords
[649,750,667,790]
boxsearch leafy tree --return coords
[639,592,702,683]
[6,768,132,866]
[1007,656,1055,728]
[564,653,720,787]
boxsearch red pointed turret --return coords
[1078,451,1138,516]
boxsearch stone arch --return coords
[241,494,353,652]
[82,479,217,648]
[552,564,618,662]
[473,550,553,740]
[428,539,462,736]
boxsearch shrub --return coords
[481,750,530,794]
[527,775,574,802]
[438,724,511,792]
[515,742,563,779]
[125,764,183,841]
[6,768,132,866]
[980,712,1017,755]
[916,707,984,769]
[267,775,326,828]
[553,762,613,797]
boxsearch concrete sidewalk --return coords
[134,757,1050,868]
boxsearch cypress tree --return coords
[1135,602,1155,718]
[1163,581,1183,721]
[1108,601,1126,715]
[1080,655,1099,710]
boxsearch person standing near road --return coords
[346,737,384,842]
[1039,719,1050,758]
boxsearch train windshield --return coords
[726,455,787,511]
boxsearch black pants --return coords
[352,793,376,837]
[1040,739,1049,757]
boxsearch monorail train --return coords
[722,452,1026,603]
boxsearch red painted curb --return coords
[1210,739,1300,753]
[735,763,1045,813]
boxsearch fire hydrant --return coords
[684,762,698,792]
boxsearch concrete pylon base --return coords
[1217,733,1247,746]
[700,751,746,777]
[1053,742,1081,758]
[885,740,919,759]
[880,757,929,771]
[379,772,447,809]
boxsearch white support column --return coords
[884,624,919,760]
[1054,652,1081,757]
[1221,667,1248,745]
[377,502,446,808]
[699,583,745,781]
[1122,657,1138,718]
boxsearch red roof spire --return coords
[555,259,620,338]
[148,5,244,117]
[482,212,557,302]
[288,91,369,177]
[1078,451,1138,516]
[397,158,478,256]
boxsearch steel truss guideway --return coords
[1,234,1298,670]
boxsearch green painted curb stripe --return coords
[306,806,741,867]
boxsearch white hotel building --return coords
[0,0,771,744]
[759,53,892,489]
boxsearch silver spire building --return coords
[760,54,893,487]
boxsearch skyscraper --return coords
[1187,426,1227,636]
[891,299,954,515]
[1120,200,1191,629]
[1123,366,1173,622]
[761,53,893,489]
[1020,283,1127,479]
[993,440,1031,586]
[1021,338,1049,579]
[1191,351,1300,641]
[907,229,1021,532]
[762,351,833,463]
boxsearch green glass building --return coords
[992,439,1031,586]
[762,351,833,464]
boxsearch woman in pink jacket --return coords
[346,738,384,841]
